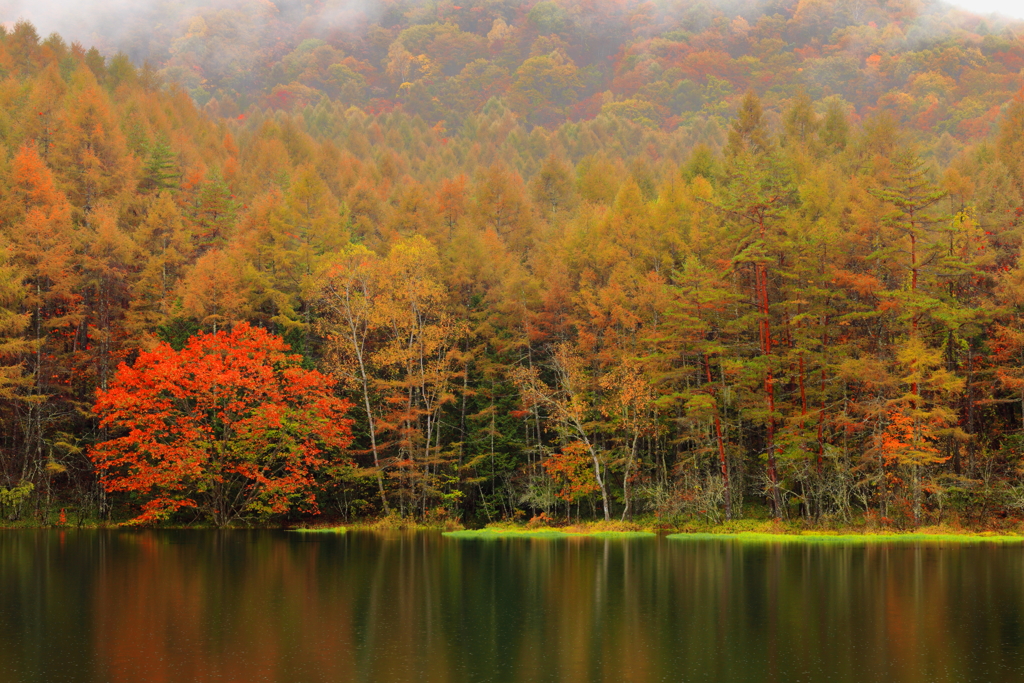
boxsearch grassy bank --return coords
[444,528,656,539]
[291,512,464,534]
[664,518,1024,543]
[442,517,1024,542]
[667,531,1024,544]
[443,520,657,539]
[8,510,1024,541]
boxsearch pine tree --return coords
[139,139,179,192]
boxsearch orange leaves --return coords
[10,145,63,210]
[436,174,467,228]
[543,441,599,502]
[178,248,251,328]
[876,404,948,470]
[90,323,353,525]
[832,269,882,298]
[50,77,135,209]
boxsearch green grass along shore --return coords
[439,521,1024,542]
[440,528,1024,542]
[442,528,656,539]
[10,515,1024,542]
[666,531,1024,544]
[287,517,1024,542]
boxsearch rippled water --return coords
[0,530,1022,682]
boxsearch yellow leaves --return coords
[598,359,657,428]
[318,236,466,456]
[487,18,513,44]
[835,357,892,393]
[0,482,34,509]
[186,16,209,38]
[896,335,964,396]
[178,248,251,329]
[44,460,67,474]
[385,41,416,83]
[689,175,714,202]
[414,55,441,81]
[51,79,135,208]
[576,154,624,205]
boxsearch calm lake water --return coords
[0,530,1022,682]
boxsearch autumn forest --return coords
[2,0,1024,528]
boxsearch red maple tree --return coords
[90,323,353,526]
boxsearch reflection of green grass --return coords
[444,527,655,540]
[290,526,347,533]
[668,531,1024,544]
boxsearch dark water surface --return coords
[1,530,1022,682]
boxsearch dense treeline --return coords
[3,0,1024,526]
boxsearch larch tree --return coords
[718,91,795,518]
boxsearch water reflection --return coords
[0,531,1021,682]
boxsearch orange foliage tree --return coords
[542,441,600,510]
[89,323,353,526]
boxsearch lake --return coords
[0,530,1022,682]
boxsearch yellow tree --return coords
[266,164,348,330]
[599,360,657,520]
[77,203,139,391]
[178,247,253,331]
[0,241,32,401]
[127,192,193,343]
[317,245,390,511]
[371,237,468,514]
[3,144,80,478]
[993,251,1024,434]
[319,237,467,516]
[50,67,137,215]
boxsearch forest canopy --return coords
[2,0,1024,526]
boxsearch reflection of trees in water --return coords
[0,533,1020,682]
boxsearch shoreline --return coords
[7,518,1024,542]
[442,527,656,539]
[441,520,1024,541]
[666,531,1024,543]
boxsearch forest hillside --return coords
[2,0,1024,527]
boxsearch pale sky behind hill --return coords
[1,0,1023,45]
[946,0,1024,20]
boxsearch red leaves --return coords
[90,323,353,525]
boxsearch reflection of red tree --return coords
[91,534,358,683]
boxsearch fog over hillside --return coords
[2,0,1023,61]
[947,0,1024,19]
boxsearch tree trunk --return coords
[705,354,731,520]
